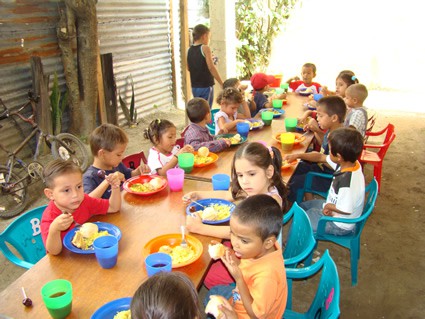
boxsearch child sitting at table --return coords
[300,127,365,235]
[83,123,150,199]
[250,72,283,117]
[214,87,246,135]
[286,62,321,94]
[284,96,346,203]
[184,97,231,151]
[41,159,121,255]
[321,70,359,98]
[144,119,194,176]
[205,195,287,319]
[223,77,255,118]
[131,271,202,319]
[344,83,369,137]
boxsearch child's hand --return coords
[105,171,124,188]
[284,154,299,162]
[322,203,334,216]
[221,249,242,281]
[52,213,74,232]
[218,299,238,319]
[321,86,329,96]
[136,163,150,175]
[185,212,203,233]
[217,127,228,134]
[305,118,320,133]
[182,192,199,204]
[178,145,194,154]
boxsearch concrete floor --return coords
[1,109,424,318]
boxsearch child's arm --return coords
[186,213,231,239]
[323,203,350,216]
[284,151,327,164]
[203,45,223,86]
[107,182,121,213]
[217,117,244,132]
[45,214,74,255]
[156,145,194,176]
[286,76,300,83]
[217,298,238,319]
[305,118,324,145]
[131,163,150,177]
[88,171,125,199]
[183,190,233,203]
[237,100,252,119]
[298,110,313,123]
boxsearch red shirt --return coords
[41,194,109,246]
[289,80,321,93]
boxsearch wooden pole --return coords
[179,0,191,125]
[100,53,118,125]
[96,41,107,124]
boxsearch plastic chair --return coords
[176,137,185,148]
[283,202,316,268]
[304,178,379,286]
[360,123,396,193]
[295,172,333,204]
[206,108,220,135]
[283,250,340,319]
[180,125,189,137]
[0,205,47,269]
[122,151,147,169]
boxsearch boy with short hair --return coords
[344,83,369,137]
[286,62,322,94]
[83,123,150,199]
[300,127,365,235]
[250,73,276,117]
[184,98,231,152]
[207,195,287,319]
[41,159,121,255]
[284,96,347,202]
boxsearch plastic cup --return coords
[236,122,250,138]
[166,167,185,191]
[272,99,283,109]
[178,153,194,173]
[280,82,289,92]
[281,132,295,152]
[275,88,285,95]
[261,111,273,126]
[285,117,298,132]
[93,235,118,269]
[212,174,231,191]
[145,252,172,277]
[313,93,323,101]
[41,279,73,319]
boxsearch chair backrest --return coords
[176,137,185,148]
[180,125,190,138]
[376,130,396,160]
[0,205,47,269]
[354,178,379,237]
[285,250,340,318]
[206,109,220,135]
[283,202,316,268]
[122,151,147,169]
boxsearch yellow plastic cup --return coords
[281,132,295,152]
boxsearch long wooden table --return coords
[0,93,313,318]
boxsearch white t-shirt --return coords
[214,110,238,135]
[147,145,180,174]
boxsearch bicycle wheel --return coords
[0,165,28,218]
[51,133,90,172]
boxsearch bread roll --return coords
[79,222,98,238]
[208,242,225,260]
[205,295,227,318]
[198,146,209,157]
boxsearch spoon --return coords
[62,210,80,227]
[184,197,208,209]
[180,225,188,248]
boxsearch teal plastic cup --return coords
[261,111,273,126]
[285,117,298,132]
[41,279,73,319]
[178,153,194,173]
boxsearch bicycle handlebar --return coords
[0,92,38,126]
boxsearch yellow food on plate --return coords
[71,223,109,250]
[198,146,210,157]
[129,177,165,193]
[229,134,242,144]
[194,154,213,165]
[199,204,232,221]
[113,310,131,319]
[159,245,195,265]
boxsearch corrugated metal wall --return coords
[0,0,174,162]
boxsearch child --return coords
[187,24,223,108]
[284,96,347,203]
[83,123,150,199]
[131,272,202,319]
[206,195,287,319]
[184,97,231,152]
[214,87,246,135]
[41,159,121,255]
[286,62,321,94]
[300,127,365,235]
[321,70,359,98]
[144,119,194,176]
[250,72,280,117]
[344,83,369,137]
[223,77,254,118]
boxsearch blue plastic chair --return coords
[283,202,316,268]
[295,171,333,203]
[206,108,220,135]
[283,250,340,319]
[301,177,379,286]
[0,205,47,269]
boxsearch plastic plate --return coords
[186,198,236,224]
[273,132,306,145]
[63,222,122,254]
[123,175,168,196]
[246,119,265,130]
[271,109,285,118]
[91,297,131,319]
[281,159,300,170]
[193,151,219,168]
[214,134,247,145]
[143,234,203,268]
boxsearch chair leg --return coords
[286,279,293,310]
[350,245,359,286]
[374,165,382,193]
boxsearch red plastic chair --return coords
[364,113,377,142]
[180,125,189,138]
[122,151,147,169]
[359,123,396,193]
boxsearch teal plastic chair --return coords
[206,108,220,135]
[283,250,340,319]
[295,172,333,203]
[0,205,47,269]
[301,177,379,286]
[283,202,316,268]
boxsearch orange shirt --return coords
[232,244,287,319]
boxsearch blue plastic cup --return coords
[145,252,172,277]
[313,93,323,101]
[236,122,250,138]
[212,174,231,191]
[93,236,118,269]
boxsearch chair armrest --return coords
[365,126,387,136]
[296,172,333,203]
[285,250,330,279]
[0,243,33,269]
[316,214,366,235]
[363,143,385,150]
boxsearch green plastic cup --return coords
[272,99,283,109]
[275,88,285,95]
[178,153,194,173]
[41,279,73,319]
[261,111,273,126]
[280,82,289,91]
[285,117,298,132]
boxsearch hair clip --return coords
[268,147,274,159]
[351,75,357,81]
[156,119,161,124]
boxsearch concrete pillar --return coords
[209,0,236,107]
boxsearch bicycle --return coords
[0,91,90,218]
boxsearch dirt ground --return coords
[1,107,425,318]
